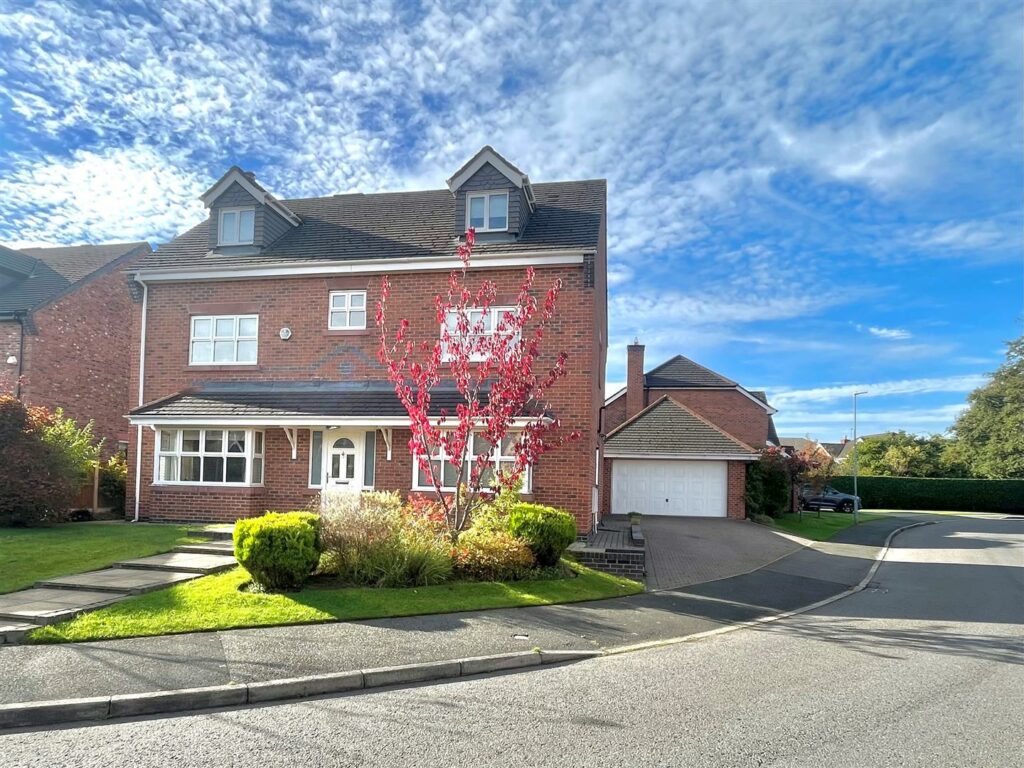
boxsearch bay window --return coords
[156,428,265,486]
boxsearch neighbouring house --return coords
[125,147,608,531]
[779,436,835,464]
[821,439,851,462]
[1,241,152,454]
[600,344,778,518]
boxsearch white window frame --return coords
[327,290,368,330]
[412,432,530,493]
[218,206,256,246]
[154,427,265,487]
[189,314,259,366]
[441,305,520,362]
[465,191,509,232]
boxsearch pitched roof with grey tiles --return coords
[644,355,737,388]
[0,242,150,314]
[604,396,758,458]
[138,179,606,272]
[129,381,547,420]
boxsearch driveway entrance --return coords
[642,516,804,591]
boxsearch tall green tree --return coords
[840,431,951,477]
[953,335,1024,479]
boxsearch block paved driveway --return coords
[641,517,804,590]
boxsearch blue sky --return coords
[0,0,1020,441]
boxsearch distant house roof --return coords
[778,437,835,460]
[821,441,848,459]
[604,396,758,459]
[136,179,605,273]
[0,242,150,315]
[644,355,737,388]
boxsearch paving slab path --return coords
[0,516,924,705]
[0,537,235,644]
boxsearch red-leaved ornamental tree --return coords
[377,228,578,533]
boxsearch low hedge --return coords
[234,511,322,591]
[831,476,1024,513]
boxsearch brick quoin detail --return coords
[129,264,604,531]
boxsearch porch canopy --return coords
[127,380,546,428]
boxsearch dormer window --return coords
[466,192,508,232]
[218,207,255,246]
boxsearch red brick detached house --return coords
[601,343,778,519]
[0,242,152,454]
[126,148,608,531]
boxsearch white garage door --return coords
[612,459,728,517]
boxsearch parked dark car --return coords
[799,484,861,513]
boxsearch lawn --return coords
[768,510,886,541]
[27,561,643,644]
[0,522,206,594]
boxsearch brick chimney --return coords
[626,339,646,418]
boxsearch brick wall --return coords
[12,253,146,455]
[0,320,21,395]
[727,460,748,519]
[647,389,768,448]
[129,262,602,530]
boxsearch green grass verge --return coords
[27,561,643,644]
[768,510,886,541]
[0,522,205,594]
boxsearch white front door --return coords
[321,429,364,505]
[611,459,728,517]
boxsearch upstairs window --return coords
[218,207,255,245]
[190,314,258,365]
[328,290,367,329]
[466,192,509,232]
[441,306,520,361]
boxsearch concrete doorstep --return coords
[0,649,603,731]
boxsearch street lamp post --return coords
[852,390,868,525]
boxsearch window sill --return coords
[152,483,263,492]
[323,329,371,337]
[184,365,263,372]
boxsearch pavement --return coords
[3,514,1021,766]
[0,515,916,706]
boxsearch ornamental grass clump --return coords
[234,511,322,592]
[320,491,452,587]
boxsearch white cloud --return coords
[867,326,912,340]
[0,145,207,246]
[769,374,989,409]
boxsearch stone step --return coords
[0,621,37,644]
[115,551,237,575]
[174,541,235,556]
[36,568,200,595]
[0,587,125,626]
[186,526,234,541]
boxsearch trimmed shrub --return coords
[453,528,535,581]
[831,476,1024,513]
[745,453,791,518]
[234,511,322,591]
[507,503,577,567]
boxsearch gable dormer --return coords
[447,146,536,241]
[200,167,300,254]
